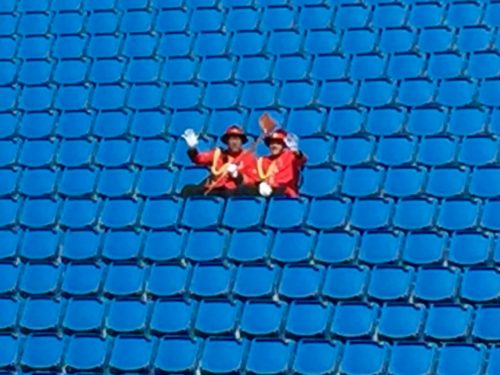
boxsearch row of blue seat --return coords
[1,334,493,374]
[4,196,500,231]
[2,135,500,169]
[2,227,498,266]
[6,165,500,200]
[3,297,500,342]
[0,261,498,303]
[1,2,499,35]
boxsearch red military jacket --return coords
[257,149,307,197]
[189,147,258,189]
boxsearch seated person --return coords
[181,125,258,197]
[257,129,307,198]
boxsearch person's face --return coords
[269,140,284,156]
[227,136,243,152]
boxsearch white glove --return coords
[226,163,239,178]
[259,182,273,197]
[181,128,199,148]
[285,133,299,151]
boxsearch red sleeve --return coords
[295,151,307,168]
[189,149,215,166]
[241,152,258,184]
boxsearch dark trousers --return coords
[181,184,286,198]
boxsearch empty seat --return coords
[20,140,56,168]
[378,303,424,340]
[351,199,392,230]
[482,200,500,230]
[150,299,194,334]
[96,139,134,167]
[333,137,373,166]
[461,268,500,303]
[403,231,446,265]
[20,262,60,296]
[109,336,153,373]
[195,300,238,336]
[460,137,497,166]
[449,232,490,266]
[20,169,57,197]
[426,168,468,198]
[240,301,284,336]
[101,199,140,229]
[322,266,367,300]
[317,80,355,107]
[185,230,226,262]
[63,298,104,332]
[20,230,59,260]
[0,230,17,259]
[342,167,382,197]
[181,198,223,229]
[65,335,107,372]
[274,56,312,82]
[437,199,479,231]
[246,339,293,374]
[265,198,307,229]
[471,168,500,198]
[62,263,103,296]
[375,136,416,166]
[201,338,244,374]
[300,137,333,166]
[331,302,376,339]
[61,229,99,260]
[60,199,99,229]
[279,265,323,299]
[351,54,385,80]
[93,111,130,139]
[268,30,303,55]
[469,52,500,79]
[359,231,401,265]
[437,79,475,107]
[103,231,142,262]
[0,199,18,228]
[394,199,436,231]
[271,230,315,263]
[155,337,200,373]
[21,335,63,370]
[340,341,386,375]
[368,266,412,301]
[97,168,135,198]
[292,340,339,375]
[380,27,415,53]
[314,231,357,264]
[389,343,435,375]
[107,299,148,333]
[141,198,181,229]
[190,263,232,298]
[342,28,375,54]
[130,110,168,138]
[473,306,500,341]
[223,198,265,230]
[398,79,435,107]
[137,169,175,197]
[428,53,463,79]
[459,26,491,53]
[418,136,457,166]
[286,301,331,337]
[279,81,316,108]
[104,264,145,296]
[20,298,60,332]
[307,197,348,230]
[0,263,18,294]
[419,27,453,53]
[146,264,190,298]
[233,264,279,299]
[227,230,271,263]
[90,59,125,84]
[57,139,95,167]
[135,138,173,167]
[357,80,394,107]
[414,267,458,302]
[388,53,424,79]
[408,107,446,136]
[437,344,484,375]
[425,304,472,340]
[384,167,425,197]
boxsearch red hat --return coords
[264,129,287,147]
[221,125,248,144]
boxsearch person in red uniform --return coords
[181,125,258,197]
[257,129,307,198]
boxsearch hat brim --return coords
[221,133,248,144]
[264,137,286,147]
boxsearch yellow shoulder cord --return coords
[257,157,277,181]
[210,148,232,177]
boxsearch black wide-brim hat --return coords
[221,125,248,144]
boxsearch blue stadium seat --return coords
[135,138,173,167]
[449,232,490,266]
[63,298,104,332]
[240,82,277,108]
[317,80,355,107]
[0,230,17,259]
[223,198,265,230]
[437,199,479,231]
[438,344,484,375]
[479,79,500,106]
[137,169,175,197]
[274,56,311,81]
[366,107,404,136]
[358,79,394,107]
[62,230,100,261]
[19,36,53,60]
[101,199,140,229]
[268,30,303,55]
[458,26,491,52]
[426,167,467,198]
[384,167,425,197]
[226,7,259,31]
[56,85,91,111]
[408,107,446,136]
[233,264,279,299]
[226,230,270,264]
[21,335,63,370]
[342,167,382,197]
[62,263,103,296]
[359,231,401,265]
[102,231,142,261]
[59,169,96,198]
[0,262,18,294]
[351,199,392,230]
[334,4,368,28]
[333,136,373,166]
[376,136,417,166]
[236,56,271,81]
[93,111,130,139]
[121,10,154,33]
[388,53,424,79]
[18,13,50,35]
[66,335,107,372]
[293,340,339,375]
[104,263,145,296]
[322,265,368,300]
[418,136,457,166]
[271,230,315,264]
[306,198,349,230]
[20,140,56,168]
[185,230,226,262]
[159,33,193,57]
[469,52,500,79]
[195,299,239,336]
[0,113,17,139]
[419,27,453,53]
[473,306,500,341]
[0,37,15,60]
[488,347,500,375]
[425,304,472,340]
[20,298,60,332]
[437,79,475,107]
[168,110,206,138]
[246,339,293,374]
[331,302,376,339]
[398,79,435,107]
[130,110,167,138]
[464,135,498,165]
[96,139,134,167]
[181,198,223,229]
[97,168,135,197]
[87,11,119,34]
[471,168,500,198]
[92,84,128,110]
[107,299,148,333]
[123,33,157,58]
[20,230,59,260]
[90,59,125,84]
[262,6,294,30]
[0,0,14,11]
[0,141,19,168]
[373,3,405,27]
[286,301,331,337]
[314,231,356,264]
[194,32,229,56]
[482,200,500,231]
[311,55,347,80]
[285,109,324,137]
[54,60,88,85]
[461,268,500,303]
[0,169,18,197]
[19,112,56,139]
[190,263,232,298]
[88,35,122,58]
[378,303,424,340]
[279,81,316,108]
[0,199,17,228]
[21,199,58,229]
[350,54,384,80]
[368,266,412,301]
[342,28,376,54]
[414,267,458,302]
[109,336,154,373]
[150,299,194,335]
[56,112,93,139]
[204,82,240,109]
[156,9,188,32]
[265,198,307,229]
[146,264,190,298]
[52,11,85,34]
[201,338,244,374]
[380,27,415,53]
[403,231,446,265]
[240,300,284,336]
[428,52,463,79]
[155,337,200,373]
[199,57,234,83]
[300,137,333,166]
[191,8,223,32]
[278,264,324,299]
[0,86,16,112]
[340,341,386,375]
[389,343,435,375]
[143,230,184,262]
[301,166,339,197]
